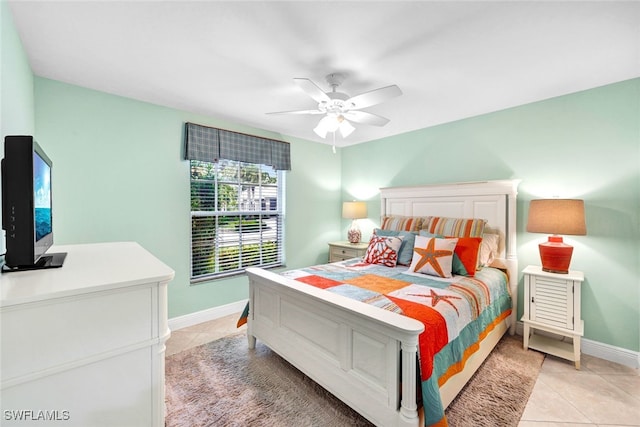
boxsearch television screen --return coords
[33,151,53,242]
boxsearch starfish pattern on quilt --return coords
[409,289,462,315]
[412,237,454,277]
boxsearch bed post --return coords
[247,280,256,349]
[506,180,520,335]
[399,336,420,427]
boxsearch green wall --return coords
[341,79,640,352]
[1,0,35,256]
[33,78,342,319]
[1,0,34,137]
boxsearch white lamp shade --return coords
[314,115,355,139]
[342,201,367,219]
[313,122,328,138]
[314,116,338,138]
[338,120,355,138]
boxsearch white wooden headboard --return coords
[380,179,521,333]
[380,180,520,260]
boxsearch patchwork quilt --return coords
[240,259,511,427]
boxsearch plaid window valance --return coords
[184,122,291,171]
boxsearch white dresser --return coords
[0,242,174,426]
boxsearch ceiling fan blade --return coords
[343,111,390,127]
[294,78,331,103]
[346,85,402,110]
[266,109,324,115]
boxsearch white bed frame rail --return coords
[246,179,520,427]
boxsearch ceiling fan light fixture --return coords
[314,115,343,138]
[339,119,355,138]
[313,123,328,138]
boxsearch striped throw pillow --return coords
[424,217,487,238]
[380,215,432,232]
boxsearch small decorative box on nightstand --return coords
[328,241,368,262]
[521,265,585,369]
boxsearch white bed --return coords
[245,179,520,427]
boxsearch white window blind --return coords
[190,159,285,281]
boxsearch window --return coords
[190,159,285,281]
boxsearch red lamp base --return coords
[539,236,573,274]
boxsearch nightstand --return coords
[328,241,368,262]
[521,265,585,369]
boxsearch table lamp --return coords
[526,199,586,274]
[342,201,367,244]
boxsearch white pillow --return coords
[479,233,500,266]
[408,235,458,278]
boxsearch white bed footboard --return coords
[246,267,424,427]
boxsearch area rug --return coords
[445,334,545,427]
[165,333,544,427]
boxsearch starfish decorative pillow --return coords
[409,235,458,278]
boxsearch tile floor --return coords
[166,313,640,427]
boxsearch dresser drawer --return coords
[328,241,368,262]
[1,285,154,384]
[331,246,361,259]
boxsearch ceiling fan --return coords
[268,73,402,139]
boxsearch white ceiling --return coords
[8,1,640,147]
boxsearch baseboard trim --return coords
[515,321,639,369]
[581,338,640,369]
[168,300,248,331]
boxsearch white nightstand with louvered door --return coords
[521,265,585,369]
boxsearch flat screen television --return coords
[2,135,66,271]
